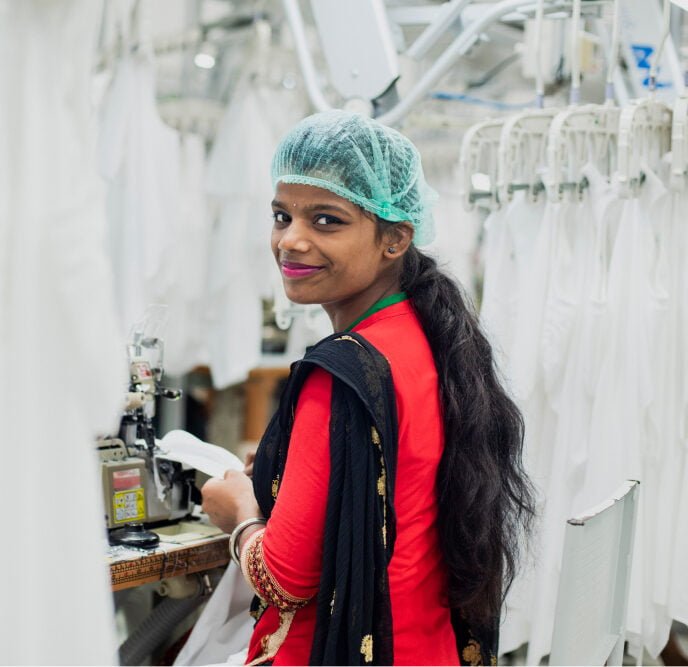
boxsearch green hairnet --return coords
[271,110,438,246]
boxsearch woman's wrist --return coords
[229,516,266,566]
[235,500,262,527]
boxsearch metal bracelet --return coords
[229,517,266,567]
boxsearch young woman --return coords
[201,110,535,666]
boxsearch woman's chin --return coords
[282,288,321,306]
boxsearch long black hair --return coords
[397,240,535,628]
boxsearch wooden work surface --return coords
[108,534,230,592]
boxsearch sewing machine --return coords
[98,329,197,547]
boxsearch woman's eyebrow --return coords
[271,200,352,216]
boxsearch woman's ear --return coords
[382,222,414,259]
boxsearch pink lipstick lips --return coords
[280,260,324,279]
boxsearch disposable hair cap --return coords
[271,110,438,246]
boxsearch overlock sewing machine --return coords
[97,326,197,548]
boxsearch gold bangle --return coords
[229,517,266,566]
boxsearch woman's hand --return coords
[244,448,257,477]
[201,470,262,534]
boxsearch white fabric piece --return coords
[495,157,684,662]
[593,168,670,659]
[0,1,125,663]
[99,60,212,376]
[205,69,307,387]
[483,195,543,655]
[642,161,682,639]
[204,75,276,388]
[523,184,606,665]
[669,185,688,625]
[98,54,181,336]
[480,192,542,386]
[424,168,483,299]
[174,563,254,666]
[157,430,243,479]
[162,133,212,375]
[499,197,575,660]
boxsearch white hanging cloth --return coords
[204,62,307,387]
[483,120,686,660]
[584,167,669,657]
[173,563,254,666]
[98,54,181,335]
[205,73,275,389]
[162,134,212,375]
[0,0,126,663]
[668,182,688,625]
[99,55,212,376]
[423,166,484,300]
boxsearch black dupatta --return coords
[251,331,499,666]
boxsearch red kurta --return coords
[245,300,460,665]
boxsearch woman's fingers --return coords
[200,471,262,533]
[243,449,257,477]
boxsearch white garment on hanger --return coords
[483,193,544,656]
[584,167,670,659]
[499,195,580,663]
[424,168,483,299]
[0,1,125,663]
[480,192,542,387]
[666,184,688,626]
[523,182,607,665]
[162,133,212,375]
[644,160,683,636]
[98,54,181,336]
[205,68,308,387]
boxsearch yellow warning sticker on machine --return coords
[113,488,146,523]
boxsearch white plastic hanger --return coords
[546,104,621,201]
[458,118,505,211]
[618,98,672,197]
[545,0,621,201]
[498,108,558,203]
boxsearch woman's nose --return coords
[277,219,311,253]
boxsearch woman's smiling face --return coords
[271,182,404,324]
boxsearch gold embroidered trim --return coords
[335,334,364,348]
[360,634,373,663]
[371,426,381,445]
[239,527,265,588]
[249,598,268,621]
[271,476,280,499]
[462,638,484,666]
[372,426,388,548]
[246,610,296,666]
[243,531,311,611]
[377,469,386,496]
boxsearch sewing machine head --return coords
[98,316,197,541]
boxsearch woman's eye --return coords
[314,215,342,226]
[272,211,290,225]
